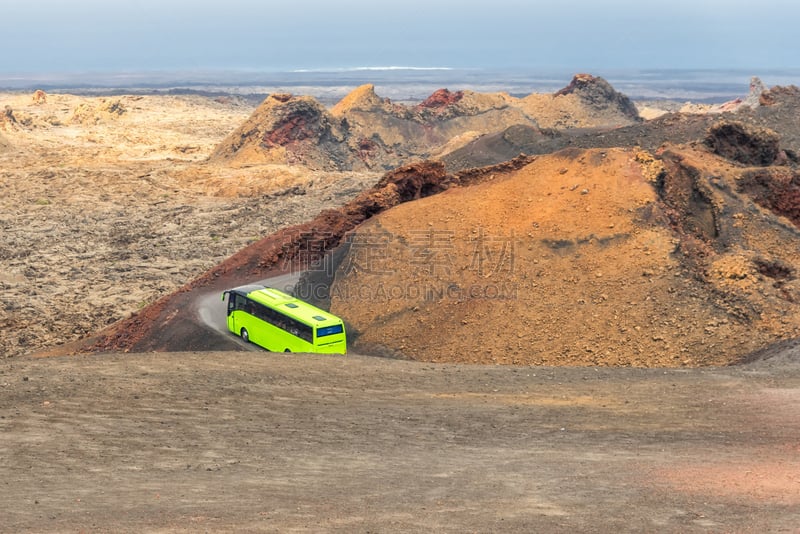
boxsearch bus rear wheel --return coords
[284,349,291,353]
[240,328,249,343]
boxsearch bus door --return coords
[222,291,236,333]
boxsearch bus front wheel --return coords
[240,328,249,343]
[284,348,290,353]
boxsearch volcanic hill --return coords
[18,76,800,368]
[330,141,800,366]
[209,75,641,172]
[520,73,640,128]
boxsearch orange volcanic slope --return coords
[330,147,800,366]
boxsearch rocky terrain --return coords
[209,74,640,172]
[0,90,380,359]
[4,74,800,369]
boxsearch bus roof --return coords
[230,284,342,327]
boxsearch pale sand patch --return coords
[650,457,800,505]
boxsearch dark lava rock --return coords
[705,121,781,166]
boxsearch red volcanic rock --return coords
[418,89,464,110]
[263,115,315,147]
[739,168,800,228]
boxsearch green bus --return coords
[222,284,347,354]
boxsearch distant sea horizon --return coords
[2,66,799,104]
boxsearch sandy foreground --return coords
[1,349,800,532]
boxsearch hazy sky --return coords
[2,0,799,74]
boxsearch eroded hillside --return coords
[330,145,800,366]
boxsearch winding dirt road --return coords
[195,272,304,351]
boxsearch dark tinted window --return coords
[240,296,313,343]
